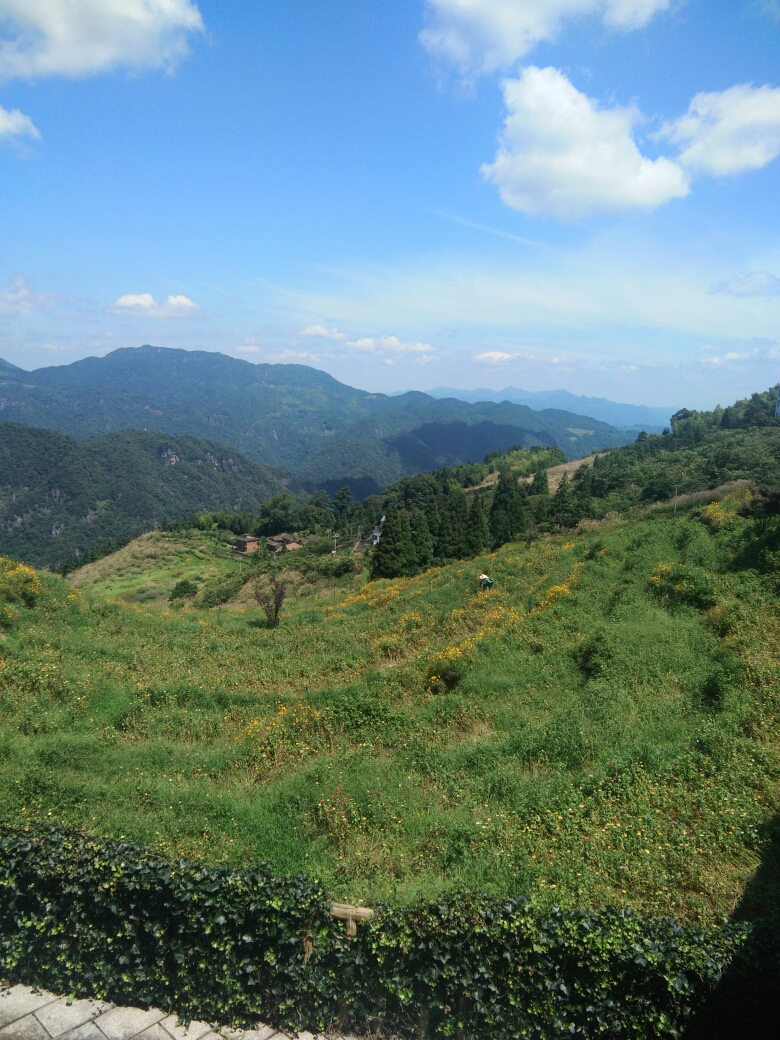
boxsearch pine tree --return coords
[466,494,490,556]
[530,467,549,496]
[551,472,577,529]
[369,509,414,579]
[489,469,527,548]
[437,487,470,559]
[409,508,434,570]
[334,484,352,516]
[424,496,440,545]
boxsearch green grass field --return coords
[1,490,778,927]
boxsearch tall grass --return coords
[1,495,778,925]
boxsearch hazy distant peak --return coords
[426,386,674,431]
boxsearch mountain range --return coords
[0,346,639,494]
[425,386,673,431]
[0,422,286,567]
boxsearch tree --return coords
[466,494,490,556]
[437,486,470,559]
[370,509,414,579]
[254,578,288,628]
[424,497,440,545]
[551,472,577,529]
[257,493,296,535]
[334,485,352,516]
[530,467,549,496]
[309,489,332,510]
[489,469,526,548]
[410,508,434,570]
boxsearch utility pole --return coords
[673,485,679,516]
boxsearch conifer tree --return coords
[409,508,434,570]
[489,469,527,548]
[551,472,577,529]
[424,497,440,545]
[530,467,549,496]
[533,493,549,532]
[369,509,414,579]
[437,486,470,559]
[466,494,490,556]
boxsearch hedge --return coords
[0,823,754,1038]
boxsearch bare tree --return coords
[254,578,288,628]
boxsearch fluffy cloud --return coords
[474,350,519,363]
[0,103,39,139]
[714,271,780,297]
[0,0,203,81]
[300,325,434,356]
[0,275,52,316]
[301,324,346,341]
[110,292,199,317]
[347,335,433,355]
[481,66,689,219]
[659,83,780,176]
[420,0,670,76]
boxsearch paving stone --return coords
[230,1028,279,1040]
[58,1024,105,1040]
[158,1018,212,1040]
[0,989,58,1029]
[135,1025,172,1040]
[0,1014,51,1040]
[35,999,111,1038]
[95,1008,164,1040]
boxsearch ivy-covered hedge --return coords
[0,823,753,1038]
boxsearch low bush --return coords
[0,823,752,1039]
[168,579,199,601]
[649,563,716,610]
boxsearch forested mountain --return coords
[426,386,672,431]
[0,345,636,492]
[0,422,286,567]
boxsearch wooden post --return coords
[330,901,373,937]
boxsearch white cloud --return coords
[475,350,519,363]
[481,66,689,219]
[300,324,346,340]
[0,275,53,316]
[0,102,39,139]
[299,324,434,356]
[715,271,780,297]
[263,349,323,364]
[347,335,434,354]
[110,292,199,317]
[420,0,670,77]
[0,0,203,81]
[660,83,780,176]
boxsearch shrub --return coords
[168,579,198,601]
[649,563,716,609]
[0,823,750,1040]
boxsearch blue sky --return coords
[1,0,779,407]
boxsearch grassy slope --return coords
[1,489,778,927]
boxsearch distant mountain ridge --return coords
[0,421,286,567]
[0,345,640,494]
[426,386,674,431]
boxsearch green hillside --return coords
[0,462,778,930]
[0,422,286,567]
[2,391,779,1039]
[0,345,638,490]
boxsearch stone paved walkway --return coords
[0,984,357,1040]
